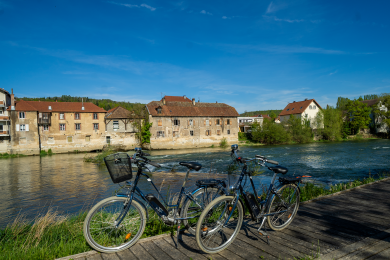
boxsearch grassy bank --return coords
[0,153,27,159]
[1,174,389,260]
[83,149,117,166]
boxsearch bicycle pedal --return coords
[258,231,268,237]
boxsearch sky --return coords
[0,0,389,113]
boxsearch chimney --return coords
[11,88,15,110]
[192,98,195,105]
[216,101,218,103]
[293,101,296,103]
[162,97,166,105]
[304,98,308,101]
[82,98,85,110]
[183,95,186,100]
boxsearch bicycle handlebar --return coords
[255,155,279,165]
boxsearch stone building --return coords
[104,106,140,150]
[279,99,323,129]
[0,88,11,152]
[146,96,239,149]
[8,98,107,155]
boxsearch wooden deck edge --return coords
[320,227,390,260]
[299,176,390,206]
[55,232,173,260]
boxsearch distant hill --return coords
[16,95,144,112]
[240,110,282,117]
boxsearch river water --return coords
[0,139,389,228]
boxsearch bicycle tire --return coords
[195,195,243,254]
[83,196,146,253]
[267,183,300,231]
[181,187,225,235]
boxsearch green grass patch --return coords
[83,149,117,166]
[219,138,228,148]
[0,153,27,159]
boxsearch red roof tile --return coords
[9,100,106,113]
[147,101,239,117]
[360,99,380,107]
[105,106,141,119]
[279,99,322,116]
[163,96,192,102]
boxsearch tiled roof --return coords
[279,99,322,116]
[163,96,192,102]
[105,106,141,119]
[9,100,106,113]
[0,88,10,96]
[360,99,380,107]
[147,101,239,117]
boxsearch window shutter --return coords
[178,120,180,126]
[187,120,189,126]
[225,120,227,125]
[26,124,29,131]
[209,120,212,126]
[16,124,19,131]
[204,120,206,126]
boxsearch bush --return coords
[219,138,228,148]
[238,132,249,141]
[287,115,312,143]
[314,107,343,141]
[251,119,290,145]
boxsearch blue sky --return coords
[0,0,389,113]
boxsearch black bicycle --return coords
[195,144,310,253]
[83,148,227,253]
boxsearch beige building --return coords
[8,98,107,155]
[146,96,239,149]
[0,88,11,152]
[104,106,140,150]
[279,99,322,129]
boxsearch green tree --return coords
[286,115,312,143]
[373,94,390,136]
[251,119,290,145]
[345,99,371,134]
[313,107,343,141]
[336,97,350,111]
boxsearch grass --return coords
[39,149,53,157]
[1,173,389,259]
[0,153,27,159]
[219,138,228,148]
[83,149,117,166]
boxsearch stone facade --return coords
[0,88,11,153]
[147,96,239,149]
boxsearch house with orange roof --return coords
[279,99,322,128]
[146,95,239,149]
[7,92,107,155]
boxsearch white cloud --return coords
[107,1,156,11]
[222,15,237,20]
[266,1,288,14]
[263,15,304,23]
[329,70,338,76]
[222,16,227,19]
[200,10,212,15]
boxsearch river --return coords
[0,139,389,228]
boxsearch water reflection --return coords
[0,139,389,228]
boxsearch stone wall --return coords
[149,116,238,149]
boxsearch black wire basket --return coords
[104,152,133,183]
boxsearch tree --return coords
[373,94,390,135]
[345,99,371,134]
[336,97,350,111]
[251,119,290,145]
[313,106,343,141]
[286,115,312,143]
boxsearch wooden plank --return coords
[341,236,390,260]
[153,238,190,260]
[141,241,173,260]
[163,234,209,260]
[101,253,121,260]
[87,254,103,260]
[366,247,390,260]
[229,234,278,260]
[116,249,138,260]
[129,243,156,260]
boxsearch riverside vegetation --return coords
[1,172,389,260]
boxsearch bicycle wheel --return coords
[267,183,300,231]
[83,196,146,253]
[181,187,225,235]
[196,195,243,254]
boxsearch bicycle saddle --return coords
[179,162,202,171]
[268,165,288,174]
[196,179,226,188]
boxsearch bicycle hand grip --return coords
[143,153,151,156]
[267,159,279,165]
[149,162,161,168]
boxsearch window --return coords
[313,105,316,109]
[60,124,66,131]
[292,108,294,110]
[287,109,290,111]
[173,131,179,137]
[113,121,119,129]
[93,123,99,130]
[174,119,180,126]
[227,130,230,135]
[93,113,98,120]
[59,113,65,120]
[205,130,211,136]
[67,136,73,143]
[106,136,111,144]
[20,124,26,131]
[216,119,220,125]
[85,136,90,142]
[227,119,231,125]
[19,112,25,119]
[190,130,194,136]
[75,123,81,130]
[0,125,3,131]
[43,125,49,131]
[0,109,3,115]
[217,130,221,135]
[158,120,162,126]
[157,107,162,114]
[309,105,312,109]
[206,119,209,126]
[189,119,193,126]
[300,106,303,109]
[75,113,80,120]
[157,131,165,137]
[48,137,54,144]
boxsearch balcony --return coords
[0,130,9,136]
[0,101,4,108]
[38,113,51,125]
[0,116,10,121]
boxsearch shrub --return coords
[219,138,228,148]
[251,119,290,145]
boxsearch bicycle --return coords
[83,148,227,253]
[195,144,310,253]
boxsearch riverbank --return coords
[1,174,389,260]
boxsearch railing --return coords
[0,101,4,107]
[38,113,51,125]
[0,116,10,121]
[0,130,9,136]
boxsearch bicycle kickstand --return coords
[176,224,180,249]
[257,217,270,245]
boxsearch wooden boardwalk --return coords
[59,178,390,260]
